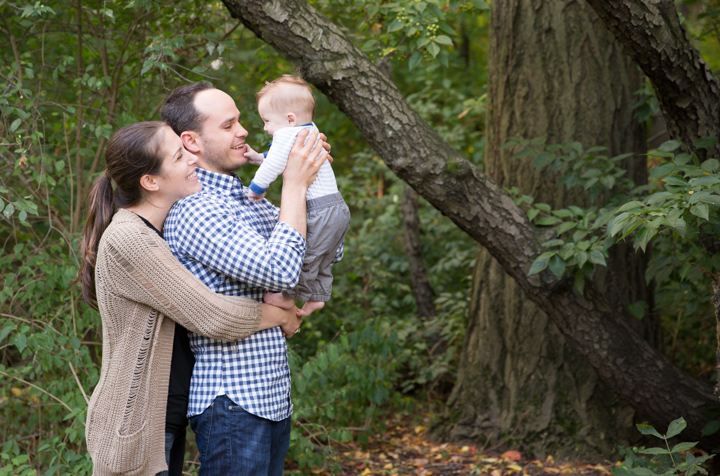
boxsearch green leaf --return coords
[617,201,644,213]
[0,324,17,342]
[658,140,683,152]
[695,136,718,149]
[702,420,720,436]
[589,251,606,266]
[535,203,551,212]
[666,417,687,439]
[646,192,674,204]
[663,176,688,186]
[427,42,440,58]
[472,0,490,9]
[10,118,22,132]
[536,216,560,226]
[690,203,709,221]
[701,159,719,173]
[549,255,566,278]
[573,270,585,294]
[576,251,588,268]
[673,218,687,237]
[12,333,27,353]
[638,447,670,455]
[387,19,404,33]
[528,255,550,275]
[527,208,540,221]
[556,221,577,235]
[698,194,720,205]
[627,301,646,319]
[636,423,664,438]
[690,176,720,186]
[671,441,697,453]
[408,51,422,70]
[434,35,453,46]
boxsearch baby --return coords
[244,75,350,317]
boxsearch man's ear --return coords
[286,113,297,126]
[181,131,201,154]
[139,174,159,193]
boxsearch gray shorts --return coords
[283,193,350,302]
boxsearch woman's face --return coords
[154,127,201,203]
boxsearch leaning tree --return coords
[220,0,720,448]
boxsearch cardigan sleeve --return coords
[102,223,262,342]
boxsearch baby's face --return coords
[258,97,292,136]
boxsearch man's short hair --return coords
[161,81,214,136]
[256,75,316,120]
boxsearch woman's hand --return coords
[258,303,302,338]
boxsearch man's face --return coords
[192,88,249,174]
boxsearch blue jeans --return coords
[155,427,186,476]
[189,395,291,476]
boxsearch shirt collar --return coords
[196,167,244,193]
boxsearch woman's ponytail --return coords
[75,172,115,308]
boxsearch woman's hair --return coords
[256,75,316,120]
[75,121,167,307]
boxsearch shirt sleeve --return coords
[104,225,262,342]
[168,196,307,291]
[332,241,344,264]
[250,127,299,194]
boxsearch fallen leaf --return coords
[502,450,522,461]
[383,463,393,470]
[546,455,555,464]
[507,464,523,471]
[360,469,372,476]
[491,469,502,476]
[414,425,426,434]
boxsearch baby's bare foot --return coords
[264,292,296,309]
[297,301,325,317]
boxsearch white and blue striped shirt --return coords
[249,123,339,200]
[164,168,306,420]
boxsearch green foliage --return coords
[313,0,489,70]
[613,417,713,476]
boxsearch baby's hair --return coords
[256,75,316,119]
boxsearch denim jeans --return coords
[155,427,186,476]
[189,395,291,476]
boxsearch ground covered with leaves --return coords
[299,414,616,476]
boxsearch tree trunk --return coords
[402,186,435,320]
[221,0,720,448]
[445,0,657,458]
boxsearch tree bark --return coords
[583,0,720,160]
[402,186,436,320]
[221,0,720,446]
[446,0,655,458]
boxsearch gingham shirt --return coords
[249,123,339,200]
[164,168,306,421]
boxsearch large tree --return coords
[220,0,720,446]
[447,0,654,457]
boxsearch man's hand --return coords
[282,129,329,189]
[244,145,265,166]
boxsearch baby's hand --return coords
[248,190,265,202]
[244,146,265,166]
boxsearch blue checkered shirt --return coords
[164,168,306,421]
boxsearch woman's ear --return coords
[139,174,159,193]
[181,131,201,154]
[286,113,297,126]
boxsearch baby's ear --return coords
[287,112,297,126]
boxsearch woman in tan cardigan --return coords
[75,122,326,476]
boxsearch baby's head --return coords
[256,75,315,136]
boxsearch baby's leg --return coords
[264,292,296,309]
[298,301,325,317]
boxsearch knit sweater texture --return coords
[86,209,263,476]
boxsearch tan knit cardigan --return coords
[86,209,263,476]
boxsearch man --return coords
[161,82,333,475]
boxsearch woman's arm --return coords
[102,222,263,341]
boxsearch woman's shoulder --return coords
[103,209,162,247]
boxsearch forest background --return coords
[1,0,720,474]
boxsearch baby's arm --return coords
[249,127,301,197]
[244,144,265,166]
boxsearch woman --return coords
[76,122,315,476]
